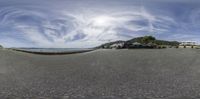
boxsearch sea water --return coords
[14,48,92,53]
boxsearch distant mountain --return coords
[97,36,180,49]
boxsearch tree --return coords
[141,36,156,44]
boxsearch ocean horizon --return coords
[12,48,93,53]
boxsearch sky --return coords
[0,0,200,48]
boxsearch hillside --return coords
[96,40,126,49]
[126,36,180,46]
[97,36,180,49]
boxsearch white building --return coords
[132,42,142,46]
[179,42,196,46]
[110,42,125,49]
[179,41,197,48]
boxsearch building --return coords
[179,41,197,48]
[180,42,196,46]
[128,42,157,49]
[110,42,125,49]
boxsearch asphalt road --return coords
[0,49,200,99]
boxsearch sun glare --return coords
[92,16,114,27]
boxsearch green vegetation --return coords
[97,36,180,49]
[127,36,155,44]
[126,36,156,44]
[126,36,179,46]
[153,40,180,46]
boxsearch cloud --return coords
[0,0,200,47]
[0,5,178,48]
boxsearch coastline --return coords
[9,48,95,55]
